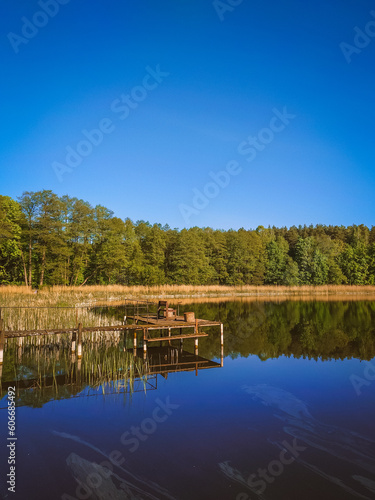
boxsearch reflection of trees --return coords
[175,300,375,362]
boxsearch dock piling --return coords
[77,323,82,359]
[71,331,76,353]
[143,329,147,353]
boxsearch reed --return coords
[1,333,149,404]
[1,284,375,309]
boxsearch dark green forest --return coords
[0,190,374,287]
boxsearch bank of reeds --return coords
[0,304,125,332]
[1,284,375,309]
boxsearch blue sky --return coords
[1,0,374,230]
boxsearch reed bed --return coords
[0,305,126,332]
[1,284,375,309]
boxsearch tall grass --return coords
[1,284,375,309]
[0,305,127,332]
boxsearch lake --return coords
[1,299,375,500]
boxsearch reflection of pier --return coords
[140,345,222,376]
[0,344,223,407]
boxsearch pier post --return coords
[134,330,137,349]
[77,358,81,386]
[194,338,198,356]
[221,345,224,367]
[17,337,23,361]
[179,328,183,353]
[143,329,147,354]
[71,331,76,353]
[0,318,4,364]
[220,323,224,346]
[168,327,171,345]
[77,323,82,359]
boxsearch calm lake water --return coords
[1,300,375,500]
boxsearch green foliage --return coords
[1,191,374,286]
[265,237,289,284]
[0,195,22,283]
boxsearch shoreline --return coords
[1,284,375,307]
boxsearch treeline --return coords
[0,190,374,287]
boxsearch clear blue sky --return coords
[1,0,374,230]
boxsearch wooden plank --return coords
[128,315,221,327]
[4,321,222,338]
[147,332,208,342]
[5,327,77,338]
[146,364,221,376]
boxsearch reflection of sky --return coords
[1,352,375,499]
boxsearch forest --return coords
[0,190,374,287]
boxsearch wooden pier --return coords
[0,305,224,363]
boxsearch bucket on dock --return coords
[184,312,195,322]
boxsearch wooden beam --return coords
[147,332,208,342]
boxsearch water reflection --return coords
[53,434,178,499]
[181,300,375,361]
[220,384,375,499]
[0,335,222,408]
[0,300,374,500]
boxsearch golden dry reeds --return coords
[1,284,375,311]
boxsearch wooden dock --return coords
[0,310,224,363]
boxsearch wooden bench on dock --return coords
[157,300,176,319]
